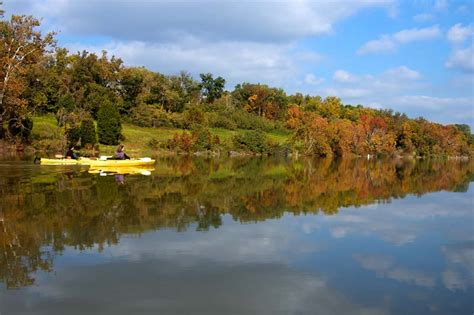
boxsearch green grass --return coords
[31,115,291,156]
[32,115,61,138]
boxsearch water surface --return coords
[0,157,473,314]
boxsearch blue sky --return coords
[5,0,474,127]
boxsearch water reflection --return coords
[0,157,473,314]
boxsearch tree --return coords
[0,10,55,139]
[97,101,121,145]
[80,118,97,147]
[232,83,287,120]
[292,113,332,156]
[119,67,144,114]
[199,73,225,104]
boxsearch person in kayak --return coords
[115,144,130,160]
[65,145,78,159]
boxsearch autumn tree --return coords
[0,10,55,140]
[285,105,303,129]
[292,113,333,156]
[233,83,287,120]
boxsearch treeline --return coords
[1,8,472,156]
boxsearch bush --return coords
[8,117,33,143]
[130,104,173,128]
[66,125,81,146]
[183,107,207,129]
[232,130,269,153]
[169,112,185,129]
[191,125,213,150]
[97,101,122,145]
[80,118,97,147]
[167,132,193,152]
[208,113,237,130]
[230,110,275,131]
[147,138,161,150]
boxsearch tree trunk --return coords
[0,72,9,139]
[0,90,4,139]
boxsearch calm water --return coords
[0,157,473,315]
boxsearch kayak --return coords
[80,158,155,167]
[39,158,80,165]
[39,157,155,167]
[88,166,155,175]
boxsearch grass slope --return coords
[32,115,290,156]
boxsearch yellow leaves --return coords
[248,94,258,104]
[285,105,303,129]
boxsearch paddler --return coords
[65,145,78,159]
[115,144,130,160]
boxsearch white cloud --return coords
[447,23,474,44]
[327,66,422,100]
[65,39,299,88]
[325,87,371,99]
[333,70,357,83]
[442,270,468,291]
[354,254,436,288]
[357,35,397,54]
[357,25,441,55]
[296,52,325,63]
[5,0,396,43]
[394,95,473,109]
[323,65,473,126]
[445,44,474,72]
[393,25,441,43]
[413,13,434,23]
[384,66,421,80]
[322,191,473,246]
[441,242,474,291]
[304,73,325,86]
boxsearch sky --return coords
[4,0,474,127]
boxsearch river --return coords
[0,157,473,314]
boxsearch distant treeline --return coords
[1,7,472,156]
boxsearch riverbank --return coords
[29,115,290,157]
[1,115,471,159]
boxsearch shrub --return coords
[80,118,97,147]
[191,125,213,150]
[97,101,122,145]
[169,112,185,129]
[8,117,34,143]
[230,110,275,131]
[130,104,172,128]
[209,113,237,130]
[183,107,207,129]
[232,130,269,153]
[147,138,161,150]
[66,125,81,146]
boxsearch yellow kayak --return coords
[88,166,155,175]
[39,157,155,167]
[39,158,79,165]
[80,158,155,167]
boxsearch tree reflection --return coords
[0,157,472,288]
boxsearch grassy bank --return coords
[31,115,290,157]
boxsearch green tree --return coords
[199,73,225,104]
[97,101,121,145]
[80,118,97,147]
[232,130,269,153]
[119,67,143,114]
